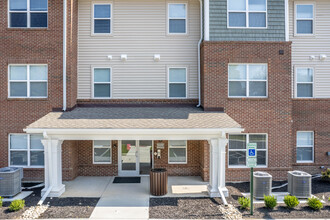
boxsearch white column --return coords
[41,139,65,197]
[208,137,228,197]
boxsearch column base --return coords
[207,185,229,198]
[41,184,65,198]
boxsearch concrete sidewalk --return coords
[90,176,150,219]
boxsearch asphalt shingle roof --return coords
[26,106,241,130]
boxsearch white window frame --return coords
[8,0,48,28]
[168,140,187,164]
[294,2,315,36]
[8,134,44,168]
[167,3,188,35]
[91,3,112,36]
[227,0,267,29]
[295,67,314,98]
[8,64,48,98]
[296,131,314,163]
[168,67,188,99]
[92,67,112,99]
[228,133,268,168]
[228,63,268,98]
[93,140,112,164]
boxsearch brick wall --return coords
[292,100,330,174]
[201,41,293,181]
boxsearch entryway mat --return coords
[113,177,141,184]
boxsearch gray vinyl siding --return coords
[209,0,286,41]
[289,0,330,98]
[78,0,200,99]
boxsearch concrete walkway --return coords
[90,176,150,219]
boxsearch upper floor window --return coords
[296,131,314,163]
[9,64,48,98]
[9,0,48,28]
[93,67,111,98]
[93,140,112,164]
[168,3,187,34]
[295,67,313,98]
[168,140,187,164]
[295,4,314,35]
[228,0,267,28]
[228,64,267,98]
[228,134,267,167]
[93,4,111,34]
[9,134,44,167]
[168,68,187,98]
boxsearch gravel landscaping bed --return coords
[149,197,225,219]
[226,177,330,219]
[39,197,99,219]
[0,183,42,219]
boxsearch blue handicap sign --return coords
[248,149,256,157]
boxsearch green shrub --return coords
[238,197,250,210]
[284,195,299,208]
[264,195,277,209]
[307,197,323,211]
[321,169,330,181]
[0,196,3,207]
[9,200,25,212]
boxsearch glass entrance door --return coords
[118,140,153,176]
[120,140,138,176]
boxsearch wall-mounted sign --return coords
[157,142,165,149]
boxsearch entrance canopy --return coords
[24,106,243,140]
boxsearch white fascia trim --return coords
[24,128,244,140]
[63,0,67,111]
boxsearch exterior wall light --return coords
[107,55,112,60]
[320,54,327,61]
[121,54,127,61]
[154,54,160,62]
[309,55,316,61]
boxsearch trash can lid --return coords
[151,168,167,172]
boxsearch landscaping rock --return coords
[20,205,48,219]
[219,204,243,220]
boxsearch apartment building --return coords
[0,0,328,198]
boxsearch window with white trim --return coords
[93,4,111,34]
[9,0,48,28]
[9,64,48,98]
[228,134,267,167]
[296,131,314,163]
[296,67,313,98]
[93,140,112,164]
[295,4,314,34]
[93,68,111,98]
[169,68,187,98]
[228,0,267,28]
[168,140,187,163]
[9,134,44,167]
[228,64,267,97]
[168,3,187,34]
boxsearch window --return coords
[9,65,48,98]
[295,4,314,34]
[168,3,187,34]
[168,68,187,98]
[296,131,314,163]
[228,64,267,97]
[228,134,267,167]
[228,0,267,28]
[9,134,44,167]
[93,4,111,34]
[168,140,187,164]
[93,68,111,98]
[9,0,48,28]
[296,67,313,98]
[93,140,112,164]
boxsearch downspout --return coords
[197,0,203,107]
[62,0,67,111]
[285,0,289,41]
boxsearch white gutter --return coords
[285,0,289,41]
[62,0,67,111]
[38,186,52,205]
[219,189,228,206]
[204,0,209,41]
[197,0,203,107]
